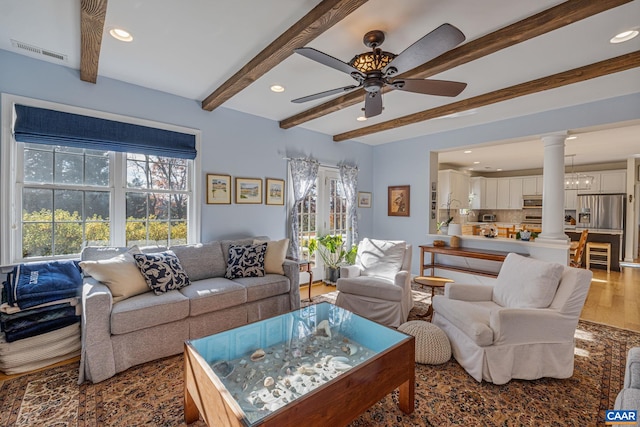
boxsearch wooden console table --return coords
[419,245,511,278]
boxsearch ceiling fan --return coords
[292,24,468,118]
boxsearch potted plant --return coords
[309,234,357,285]
[437,193,459,234]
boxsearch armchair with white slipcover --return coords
[432,252,592,385]
[335,238,412,328]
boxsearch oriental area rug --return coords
[1,287,638,427]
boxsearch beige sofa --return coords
[79,237,300,383]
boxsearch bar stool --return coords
[414,276,454,319]
[586,242,611,273]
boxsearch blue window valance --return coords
[13,105,197,160]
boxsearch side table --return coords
[288,259,313,301]
[413,276,454,319]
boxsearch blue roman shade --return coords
[13,105,197,159]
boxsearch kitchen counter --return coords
[565,227,623,235]
[566,230,623,271]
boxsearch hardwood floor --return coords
[580,264,640,332]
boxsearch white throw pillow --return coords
[356,238,406,280]
[79,248,150,303]
[254,238,289,275]
[492,253,564,308]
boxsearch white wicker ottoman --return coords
[398,320,451,365]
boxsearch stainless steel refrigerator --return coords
[576,193,626,230]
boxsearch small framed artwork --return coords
[431,182,437,191]
[431,201,436,210]
[266,178,285,205]
[431,191,437,201]
[206,174,231,204]
[358,192,372,208]
[388,185,410,217]
[235,177,262,204]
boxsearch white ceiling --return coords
[0,0,639,171]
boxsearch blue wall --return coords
[0,49,374,243]
[1,49,638,273]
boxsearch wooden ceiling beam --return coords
[333,51,640,142]
[201,0,369,112]
[80,0,108,83]
[280,0,633,129]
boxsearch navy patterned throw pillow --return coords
[133,250,191,295]
[225,243,267,279]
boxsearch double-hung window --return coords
[1,95,200,265]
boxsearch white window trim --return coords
[1,93,202,265]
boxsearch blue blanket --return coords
[2,261,82,309]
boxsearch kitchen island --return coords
[565,228,623,272]
[423,234,570,285]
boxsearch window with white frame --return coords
[1,95,200,264]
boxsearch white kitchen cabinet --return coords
[438,170,470,211]
[509,178,523,209]
[470,177,497,210]
[496,178,510,209]
[484,178,498,209]
[600,170,626,193]
[565,188,578,210]
[522,175,543,195]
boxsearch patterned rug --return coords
[1,287,638,427]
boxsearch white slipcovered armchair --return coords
[432,253,592,385]
[335,238,412,328]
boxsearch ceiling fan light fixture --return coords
[349,49,395,74]
[109,27,133,42]
[610,30,638,44]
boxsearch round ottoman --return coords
[398,320,451,365]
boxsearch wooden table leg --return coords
[184,386,199,424]
[398,341,415,414]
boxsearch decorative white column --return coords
[537,133,570,244]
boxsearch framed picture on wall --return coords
[235,177,262,204]
[358,192,372,208]
[206,174,231,204]
[266,178,285,205]
[388,185,410,217]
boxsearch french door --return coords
[298,167,347,282]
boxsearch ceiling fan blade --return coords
[364,92,383,118]
[383,23,465,76]
[295,47,364,78]
[390,79,467,97]
[291,85,360,103]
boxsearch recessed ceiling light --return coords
[270,85,285,93]
[610,30,639,44]
[356,116,367,122]
[473,161,480,164]
[496,168,503,171]
[468,167,474,171]
[463,150,472,154]
[566,136,577,140]
[109,27,133,42]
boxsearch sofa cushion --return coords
[110,290,189,335]
[169,242,226,280]
[338,276,403,301]
[432,296,496,346]
[79,248,149,303]
[254,238,289,275]
[233,274,291,303]
[493,253,564,309]
[225,243,267,279]
[179,277,247,316]
[133,251,191,294]
[356,238,406,280]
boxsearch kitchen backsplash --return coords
[440,208,543,224]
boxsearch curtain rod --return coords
[282,156,357,170]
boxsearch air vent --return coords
[10,39,68,62]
